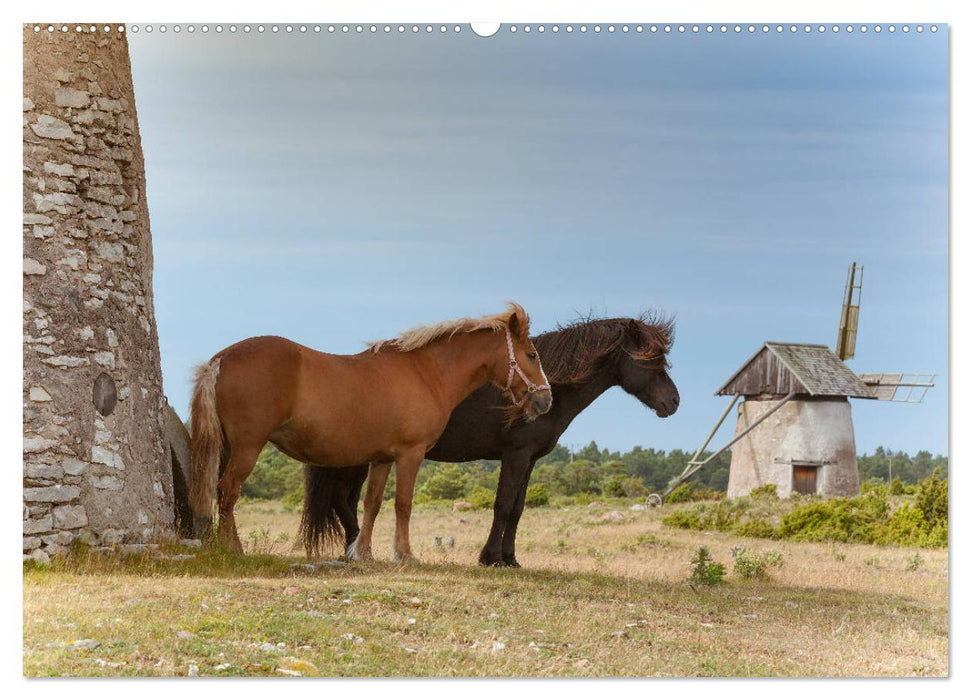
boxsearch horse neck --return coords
[416,331,503,409]
[548,360,619,422]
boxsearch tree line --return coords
[241,441,948,504]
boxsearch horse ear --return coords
[508,311,528,339]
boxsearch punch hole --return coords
[470,23,500,37]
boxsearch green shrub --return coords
[732,547,785,579]
[665,482,696,504]
[688,546,725,586]
[524,483,550,507]
[603,475,627,498]
[860,478,887,496]
[280,486,304,512]
[662,509,703,530]
[915,469,948,533]
[778,491,888,544]
[749,484,778,500]
[733,519,777,539]
[888,477,905,496]
[419,464,471,501]
[467,487,495,509]
[732,549,766,579]
[662,499,748,533]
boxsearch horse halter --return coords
[504,327,551,407]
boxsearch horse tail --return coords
[189,357,223,521]
[299,465,348,558]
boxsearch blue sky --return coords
[127,26,948,456]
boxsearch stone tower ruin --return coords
[23,24,175,561]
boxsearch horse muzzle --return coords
[525,388,553,418]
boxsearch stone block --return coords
[24,462,63,480]
[23,258,47,275]
[53,505,88,530]
[23,485,81,503]
[28,387,52,402]
[23,515,53,534]
[31,115,75,140]
[90,474,124,490]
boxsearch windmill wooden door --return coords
[793,464,819,495]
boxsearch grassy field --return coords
[23,498,948,677]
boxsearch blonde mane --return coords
[369,302,528,353]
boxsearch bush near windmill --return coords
[662,469,947,548]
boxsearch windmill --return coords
[653,262,936,504]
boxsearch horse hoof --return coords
[501,559,521,568]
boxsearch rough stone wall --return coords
[23,25,174,561]
[726,398,860,499]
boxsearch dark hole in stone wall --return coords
[93,372,117,416]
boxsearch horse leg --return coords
[348,462,390,561]
[500,457,538,567]
[392,448,424,564]
[479,450,532,566]
[478,451,529,566]
[216,442,263,555]
[339,464,367,551]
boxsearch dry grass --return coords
[23,500,948,677]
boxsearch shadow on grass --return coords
[22,540,925,619]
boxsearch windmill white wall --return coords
[726,398,860,498]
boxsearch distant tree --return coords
[575,441,603,464]
[537,444,571,465]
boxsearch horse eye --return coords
[526,352,537,360]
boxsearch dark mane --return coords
[533,313,675,385]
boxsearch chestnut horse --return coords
[188,302,552,560]
[300,315,678,565]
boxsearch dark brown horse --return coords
[301,315,678,565]
[189,303,552,560]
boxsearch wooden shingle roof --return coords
[715,342,876,398]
